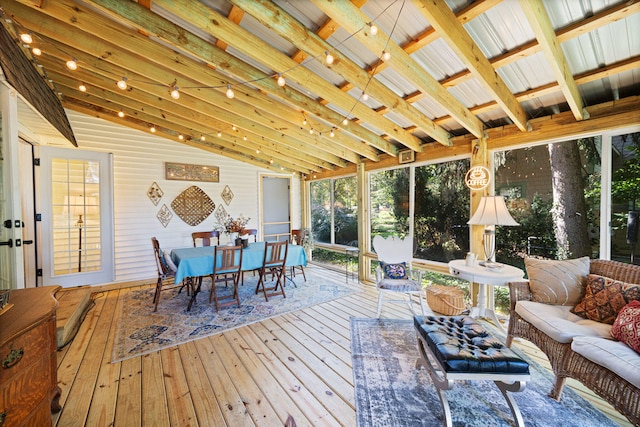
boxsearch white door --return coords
[40,147,114,287]
[261,176,291,241]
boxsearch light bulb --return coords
[277,74,286,87]
[117,110,125,118]
[342,118,349,125]
[66,58,78,70]
[325,51,334,65]
[32,47,41,56]
[302,118,307,125]
[150,126,156,133]
[243,136,247,141]
[256,149,260,154]
[20,33,32,44]
[78,84,87,92]
[369,24,378,35]
[178,134,184,140]
[381,50,391,61]
[226,84,234,99]
[117,77,127,90]
[217,131,222,137]
[231,125,237,131]
[362,92,369,101]
[200,135,205,141]
[330,129,335,137]
[309,129,314,134]
[170,86,180,99]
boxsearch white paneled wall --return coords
[62,110,300,285]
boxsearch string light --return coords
[277,73,286,87]
[150,125,156,133]
[170,86,180,99]
[325,51,334,65]
[66,58,78,70]
[117,110,125,118]
[178,134,184,140]
[309,128,314,134]
[369,23,378,35]
[330,128,335,137]
[20,32,32,44]
[217,131,222,137]
[362,92,369,101]
[32,47,41,56]
[200,135,205,141]
[256,149,260,154]
[231,125,237,131]
[116,77,128,90]
[243,135,247,141]
[226,84,234,99]
[342,118,349,126]
[381,50,391,61]
[78,83,87,92]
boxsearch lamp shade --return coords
[468,196,519,226]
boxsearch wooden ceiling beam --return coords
[310,0,485,139]
[411,0,529,132]
[518,0,586,121]
[230,0,450,149]
[86,0,387,159]
[151,0,411,156]
[5,0,361,165]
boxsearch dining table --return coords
[171,241,307,285]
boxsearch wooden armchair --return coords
[151,237,191,312]
[372,235,426,318]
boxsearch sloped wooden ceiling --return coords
[1,0,638,178]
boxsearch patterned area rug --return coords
[112,270,358,363]
[351,318,619,427]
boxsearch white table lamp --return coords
[468,196,519,265]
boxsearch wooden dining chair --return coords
[290,229,307,281]
[209,245,243,312]
[256,240,289,301]
[245,229,258,242]
[151,237,192,312]
[192,230,220,247]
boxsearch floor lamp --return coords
[468,196,519,266]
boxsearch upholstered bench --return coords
[414,315,530,427]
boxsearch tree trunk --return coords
[548,141,591,258]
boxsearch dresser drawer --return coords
[0,355,51,426]
[0,319,52,384]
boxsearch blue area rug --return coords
[351,318,619,427]
[112,270,358,362]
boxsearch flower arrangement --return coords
[219,214,250,235]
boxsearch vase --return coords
[227,232,238,245]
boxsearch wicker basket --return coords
[426,285,465,316]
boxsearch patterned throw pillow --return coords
[572,274,640,324]
[611,300,640,354]
[381,262,407,280]
[525,256,590,305]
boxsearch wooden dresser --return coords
[0,286,61,427]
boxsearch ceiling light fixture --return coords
[342,118,349,126]
[31,47,41,56]
[20,32,32,44]
[325,51,334,65]
[200,135,205,141]
[381,50,391,61]
[369,23,378,35]
[277,73,286,87]
[309,129,314,135]
[117,110,125,118]
[150,125,156,133]
[66,58,78,70]
[116,77,128,90]
[362,92,369,101]
[217,131,222,137]
[170,86,180,99]
[178,134,184,140]
[78,83,87,92]
[256,149,260,154]
[231,125,237,131]
[330,128,335,137]
[243,136,247,141]
[226,84,234,99]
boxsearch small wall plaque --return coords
[165,162,219,182]
[147,181,163,206]
[221,185,234,206]
[398,149,415,164]
[157,204,173,228]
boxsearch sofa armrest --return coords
[508,280,532,312]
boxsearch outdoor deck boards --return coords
[52,265,630,426]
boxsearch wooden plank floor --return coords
[53,265,629,426]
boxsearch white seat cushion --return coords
[515,300,612,343]
[378,278,422,292]
[571,336,640,389]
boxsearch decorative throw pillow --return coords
[163,250,178,272]
[381,262,407,279]
[572,274,640,324]
[525,256,590,305]
[611,300,640,354]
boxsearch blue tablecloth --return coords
[171,242,307,284]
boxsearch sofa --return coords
[507,259,640,426]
